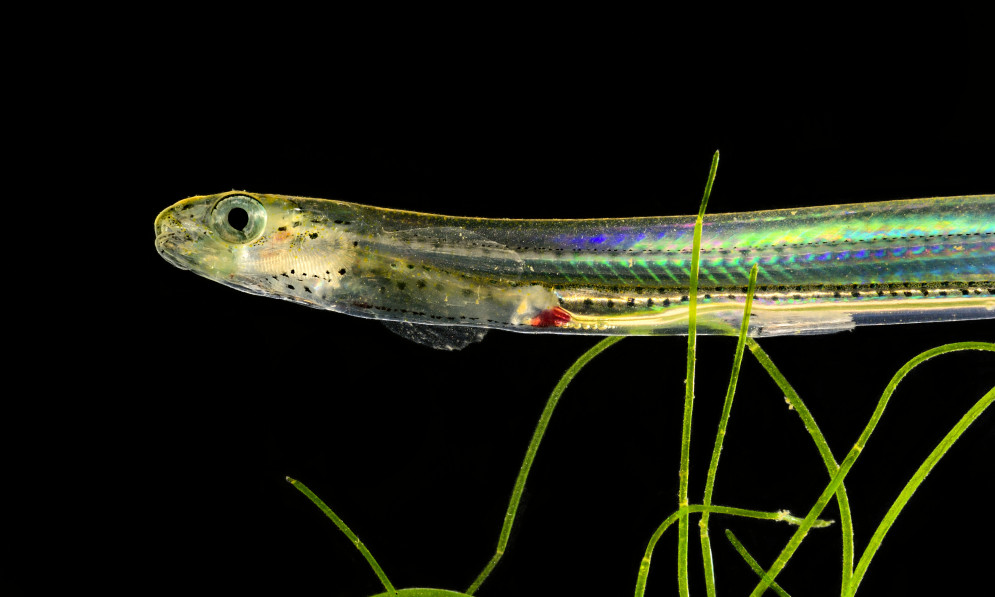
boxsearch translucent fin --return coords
[749,300,995,336]
[849,304,995,328]
[382,321,488,351]
[747,309,856,337]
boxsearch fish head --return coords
[155,191,362,308]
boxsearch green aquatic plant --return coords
[286,153,994,596]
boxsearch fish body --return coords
[155,192,995,348]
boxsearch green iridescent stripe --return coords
[488,196,995,289]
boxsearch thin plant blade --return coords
[748,342,995,596]
[677,149,719,597]
[700,263,759,596]
[466,336,624,595]
[286,476,397,596]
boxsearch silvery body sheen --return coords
[155,192,995,350]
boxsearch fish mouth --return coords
[154,204,234,276]
[155,204,196,271]
[155,232,190,271]
[153,204,174,239]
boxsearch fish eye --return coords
[210,194,267,243]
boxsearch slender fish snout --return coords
[154,206,176,239]
[154,205,191,270]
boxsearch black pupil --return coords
[227,207,249,231]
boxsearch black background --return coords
[28,14,994,597]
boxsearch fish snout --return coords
[154,205,181,239]
[154,207,192,270]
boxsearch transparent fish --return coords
[155,192,994,349]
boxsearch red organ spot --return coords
[530,306,572,328]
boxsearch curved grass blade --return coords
[724,529,791,597]
[746,339,857,588]
[369,590,474,597]
[846,349,994,596]
[635,504,832,597]
[677,149,719,597]
[748,342,995,596]
[466,335,624,594]
[286,476,397,596]
[700,263,759,596]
